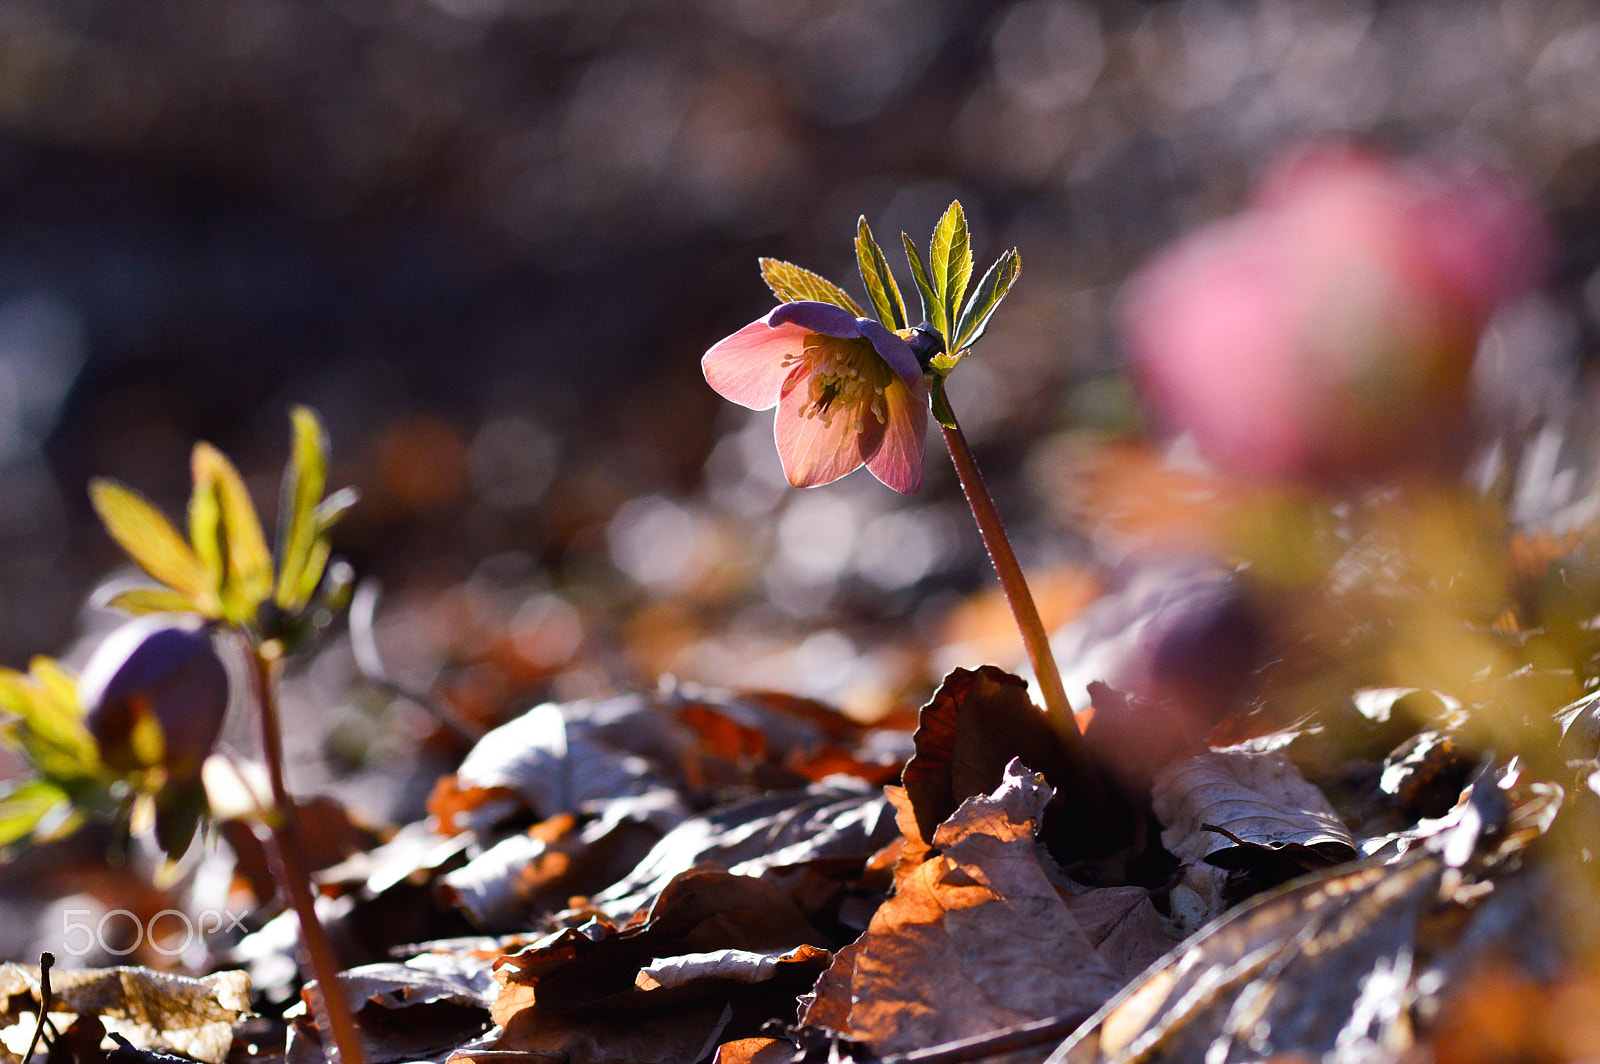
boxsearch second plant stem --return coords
[248,643,367,1064]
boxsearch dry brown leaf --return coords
[429,687,898,842]
[429,701,668,835]
[0,965,250,1064]
[1048,777,1557,1064]
[287,955,498,1064]
[439,798,674,929]
[637,944,830,990]
[712,1037,798,1064]
[902,667,1134,862]
[588,779,896,924]
[490,869,831,1064]
[1153,748,1355,869]
[811,761,1168,1064]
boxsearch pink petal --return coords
[864,373,928,494]
[702,318,815,410]
[773,373,885,488]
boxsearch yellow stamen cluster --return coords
[784,335,890,432]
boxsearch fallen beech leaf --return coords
[429,688,897,840]
[902,667,1132,862]
[491,870,831,1064]
[440,794,680,929]
[588,778,897,924]
[1047,776,1552,1064]
[1152,748,1355,874]
[637,945,830,990]
[430,701,664,835]
[287,955,498,1064]
[673,687,905,788]
[713,1036,798,1064]
[811,761,1168,1061]
[0,965,249,1064]
[496,870,825,1016]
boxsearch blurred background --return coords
[3,0,1600,821]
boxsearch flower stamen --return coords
[782,334,891,432]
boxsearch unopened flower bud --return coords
[80,616,229,782]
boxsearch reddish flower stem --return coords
[935,385,1119,825]
[935,399,1080,742]
[248,643,367,1064]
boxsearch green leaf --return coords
[952,248,1022,353]
[27,657,79,720]
[901,232,942,339]
[0,777,71,849]
[290,538,332,611]
[0,663,98,781]
[929,375,958,430]
[90,479,207,602]
[929,201,972,342]
[757,259,867,317]
[99,587,202,616]
[154,775,208,865]
[855,218,908,331]
[191,443,273,622]
[275,407,330,611]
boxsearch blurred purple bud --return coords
[1066,565,1268,791]
[80,616,229,781]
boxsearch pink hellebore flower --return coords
[1122,143,1550,483]
[703,301,929,493]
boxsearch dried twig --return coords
[21,952,54,1064]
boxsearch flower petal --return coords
[768,300,869,339]
[773,370,886,488]
[864,372,928,494]
[855,318,925,390]
[702,317,816,409]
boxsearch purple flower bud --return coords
[80,617,229,782]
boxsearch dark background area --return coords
[2,0,1600,774]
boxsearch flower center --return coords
[783,334,891,432]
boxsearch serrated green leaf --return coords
[758,258,867,317]
[901,232,942,339]
[191,443,273,623]
[100,587,201,616]
[275,407,330,611]
[855,218,908,331]
[0,777,71,849]
[929,201,972,341]
[90,479,208,602]
[952,248,1022,353]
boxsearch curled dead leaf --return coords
[807,761,1169,1063]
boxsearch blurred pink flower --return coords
[1122,143,1550,482]
[703,301,928,493]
